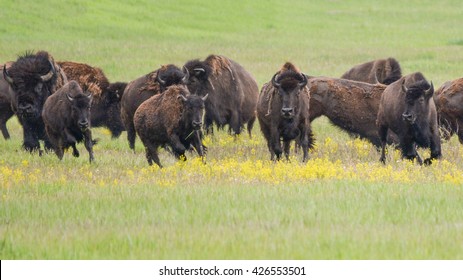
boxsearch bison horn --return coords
[157,73,166,86]
[3,64,14,85]
[374,69,380,84]
[401,79,408,93]
[40,60,55,82]
[201,93,209,101]
[271,73,281,88]
[66,92,74,102]
[182,66,190,84]
[193,67,206,75]
[177,94,188,102]
[425,81,434,96]
[298,73,308,87]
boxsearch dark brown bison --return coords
[3,51,67,152]
[377,72,441,165]
[0,61,14,139]
[58,61,127,138]
[121,64,189,150]
[42,81,95,162]
[257,62,314,162]
[134,85,207,167]
[308,77,399,147]
[434,78,463,143]
[183,54,259,136]
[341,57,402,85]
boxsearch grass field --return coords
[1,0,463,259]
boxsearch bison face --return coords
[179,94,208,131]
[402,80,434,125]
[183,60,212,96]
[272,72,308,119]
[67,92,92,131]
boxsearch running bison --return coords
[434,78,463,143]
[121,64,188,150]
[308,77,399,147]
[58,61,127,138]
[377,72,441,165]
[183,54,259,136]
[0,61,14,140]
[42,81,95,162]
[341,57,402,85]
[134,85,207,167]
[3,51,67,152]
[257,62,314,162]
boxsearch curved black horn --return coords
[156,72,166,85]
[425,81,434,96]
[3,64,13,84]
[401,79,408,93]
[201,93,209,101]
[193,67,206,75]
[271,73,280,88]
[177,94,188,102]
[182,66,190,83]
[298,73,308,87]
[66,92,74,102]
[40,60,55,82]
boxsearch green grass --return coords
[1,0,463,259]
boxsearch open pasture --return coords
[1,0,463,259]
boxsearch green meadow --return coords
[1,0,463,259]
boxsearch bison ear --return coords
[177,94,188,102]
[271,73,281,88]
[401,79,408,93]
[425,81,434,98]
[201,93,209,101]
[3,64,14,85]
[66,92,74,102]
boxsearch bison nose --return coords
[281,107,294,116]
[402,112,415,123]
[18,103,33,111]
[78,120,89,129]
[192,121,202,130]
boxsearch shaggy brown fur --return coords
[341,57,402,85]
[257,62,314,162]
[134,85,206,167]
[183,54,259,137]
[121,64,187,150]
[434,77,463,143]
[0,61,14,139]
[308,77,399,147]
[377,72,441,165]
[58,61,109,99]
[4,51,68,152]
[42,80,94,162]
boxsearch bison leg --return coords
[425,124,442,165]
[83,130,94,163]
[0,121,10,140]
[378,125,388,164]
[126,122,137,151]
[191,131,205,158]
[283,140,291,161]
[229,110,242,135]
[22,123,41,153]
[246,116,256,138]
[144,143,161,167]
[71,143,80,158]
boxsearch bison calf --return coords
[42,81,95,162]
[257,63,314,162]
[377,72,441,165]
[134,85,207,167]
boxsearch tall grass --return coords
[1,0,463,259]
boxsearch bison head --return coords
[401,79,434,125]
[182,59,213,96]
[156,65,189,93]
[3,52,57,121]
[272,71,308,119]
[66,81,93,131]
[178,92,208,131]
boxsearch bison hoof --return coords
[73,150,80,157]
[423,158,433,166]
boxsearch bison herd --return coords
[1,51,462,167]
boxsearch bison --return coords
[308,76,399,147]
[42,80,95,162]
[433,78,463,143]
[134,85,207,167]
[3,51,67,152]
[341,57,402,85]
[0,62,14,140]
[183,54,259,136]
[121,64,189,151]
[58,61,127,138]
[257,62,314,162]
[377,72,441,165]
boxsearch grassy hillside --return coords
[1,0,463,259]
